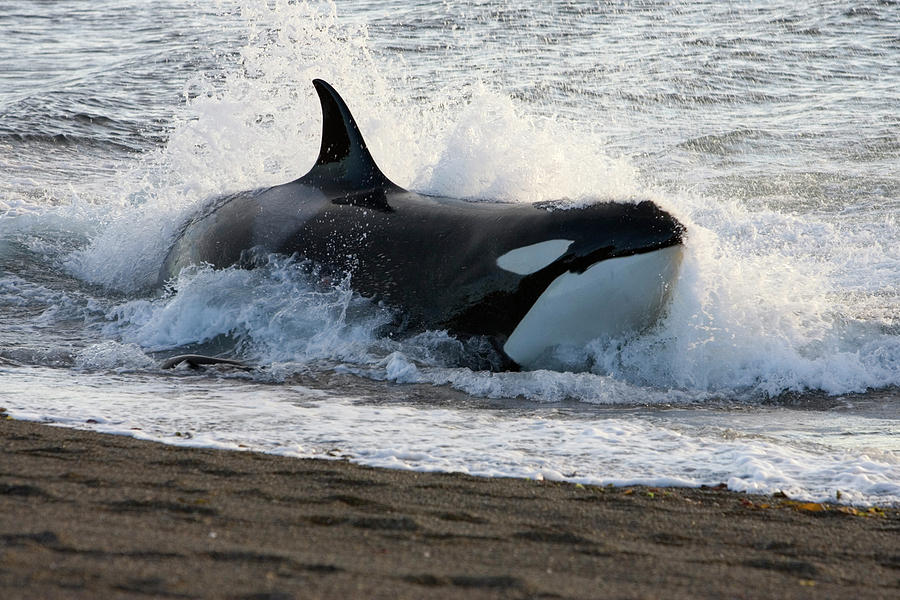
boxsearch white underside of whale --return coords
[503,244,684,368]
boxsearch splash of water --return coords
[34,0,900,397]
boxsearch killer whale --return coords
[160,79,685,369]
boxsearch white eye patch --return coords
[496,239,574,275]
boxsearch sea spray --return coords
[51,0,900,398]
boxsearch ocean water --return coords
[1,0,898,505]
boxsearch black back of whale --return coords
[160,80,684,355]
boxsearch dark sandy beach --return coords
[1,417,897,599]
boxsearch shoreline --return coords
[1,417,898,599]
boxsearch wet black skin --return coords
[160,80,684,364]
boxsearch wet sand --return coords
[1,417,898,599]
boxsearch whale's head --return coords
[492,200,685,368]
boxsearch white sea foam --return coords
[103,258,394,365]
[2,368,897,506]
[74,341,156,371]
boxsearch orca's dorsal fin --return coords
[298,79,400,200]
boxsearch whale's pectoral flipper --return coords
[160,354,249,370]
[298,79,400,200]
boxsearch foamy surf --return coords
[3,368,898,506]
